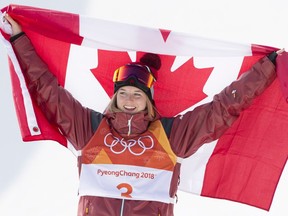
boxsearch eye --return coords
[118,91,126,96]
[118,92,128,99]
[134,92,143,98]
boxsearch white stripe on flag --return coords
[0,33,40,136]
[79,15,253,57]
[179,140,217,194]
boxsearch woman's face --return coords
[116,86,147,114]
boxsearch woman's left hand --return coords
[277,48,285,55]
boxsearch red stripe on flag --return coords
[201,57,288,210]
[8,57,67,146]
[276,52,288,103]
[7,4,83,45]
[251,43,278,56]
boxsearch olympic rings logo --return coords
[104,133,154,156]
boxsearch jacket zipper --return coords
[120,199,125,216]
[127,115,133,136]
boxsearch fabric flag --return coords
[1,4,288,211]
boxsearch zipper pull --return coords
[127,115,133,136]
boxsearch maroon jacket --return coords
[12,34,276,216]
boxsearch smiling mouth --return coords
[124,105,136,112]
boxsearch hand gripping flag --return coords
[1,4,288,211]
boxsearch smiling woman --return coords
[106,53,160,120]
[1,1,288,216]
[116,86,148,113]
[106,86,156,123]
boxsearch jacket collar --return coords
[104,111,159,138]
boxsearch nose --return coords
[126,94,134,102]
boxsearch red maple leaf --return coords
[91,50,213,117]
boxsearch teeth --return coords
[124,106,136,110]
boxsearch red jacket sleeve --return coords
[169,56,276,158]
[11,34,94,150]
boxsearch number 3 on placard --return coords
[117,183,133,198]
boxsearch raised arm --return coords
[170,54,277,158]
[5,14,95,150]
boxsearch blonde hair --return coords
[105,91,157,120]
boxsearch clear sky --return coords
[0,1,288,215]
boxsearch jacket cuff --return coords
[10,32,25,42]
[267,51,277,65]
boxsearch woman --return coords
[4,14,283,216]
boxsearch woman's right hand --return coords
[4,13,22,36]
[277,48,285,55]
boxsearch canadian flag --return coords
[1,4,288,211]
